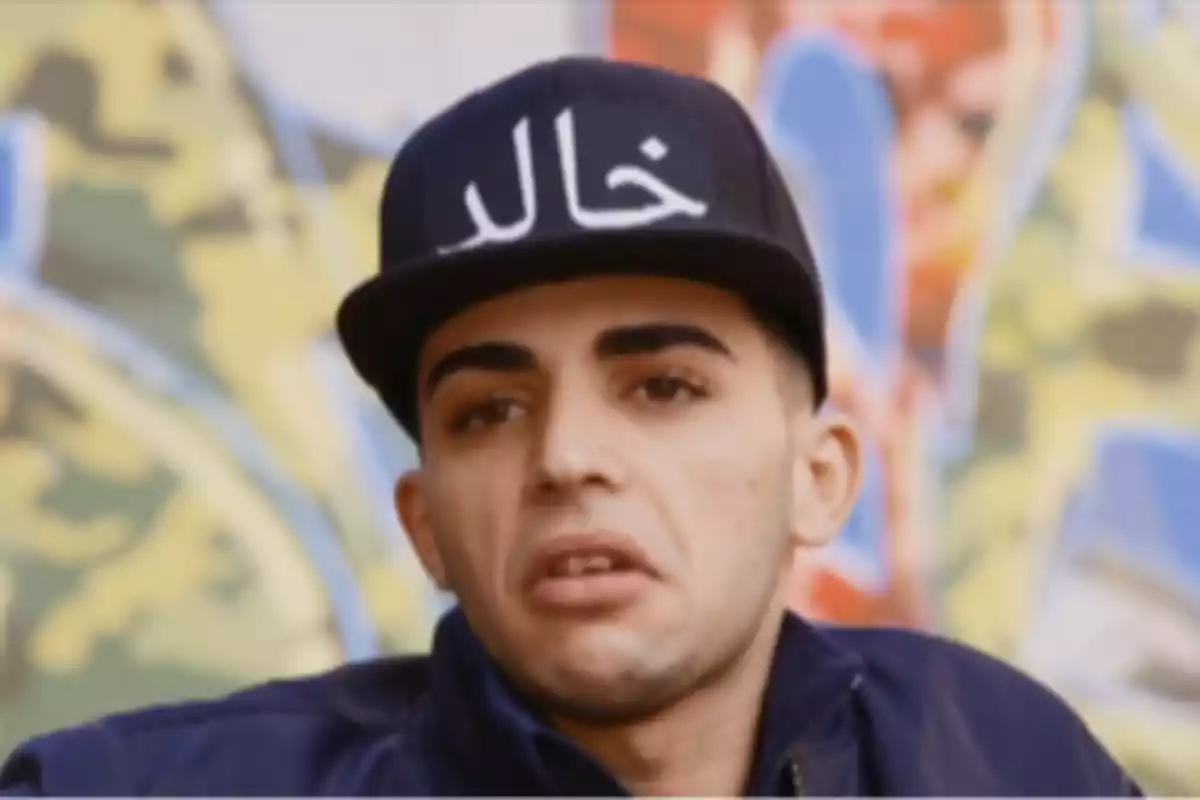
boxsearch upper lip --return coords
[523,531,658,586]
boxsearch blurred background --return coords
[0,0,1198,793]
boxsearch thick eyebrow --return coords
[594,323,735,361]
[423,324,732,398]
[424,342,536,398]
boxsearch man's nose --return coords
[527,390,624,500]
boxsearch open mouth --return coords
[524,534,656,611]
[546,551,637,578]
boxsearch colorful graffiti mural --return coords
[0,0,1197,794]
[613,0,1200,792]
[0,0,444,753]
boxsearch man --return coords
[0,57,1138,797]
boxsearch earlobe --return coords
[791,412,864,548]
[395,470,450,590]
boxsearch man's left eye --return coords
[630,374,708,404]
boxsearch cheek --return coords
[696,458,789,537]
[652,430,793,567]
[425,468,521,590]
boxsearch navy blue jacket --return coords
[0,609,1140,796]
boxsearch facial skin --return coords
[396,275,861,791]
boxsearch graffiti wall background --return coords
[613,0,1200,791]
[0,0,1197,793]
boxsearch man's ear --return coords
[790,411,864,549]
[395,470,450,590]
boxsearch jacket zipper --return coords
[788,757,805,797]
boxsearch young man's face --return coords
[397,275,860,722]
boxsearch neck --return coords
[551,606,786,797]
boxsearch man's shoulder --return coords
[108,651,433,733]
[819,624,1140,795]
[823,623,1080,724]
[0,654,434,795]
[825,623,1048,689]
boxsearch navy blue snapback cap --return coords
[336,56,827,439]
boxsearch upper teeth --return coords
[555,555,615,577]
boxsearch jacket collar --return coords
[424,607,864,796]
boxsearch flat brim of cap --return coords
[335,229,826,436]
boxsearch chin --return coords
[532,668,682,725]
[548,616,659,669]
[530,626,687,722]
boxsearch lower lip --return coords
[528,569,654,612]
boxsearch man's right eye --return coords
[448,397,526,434]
